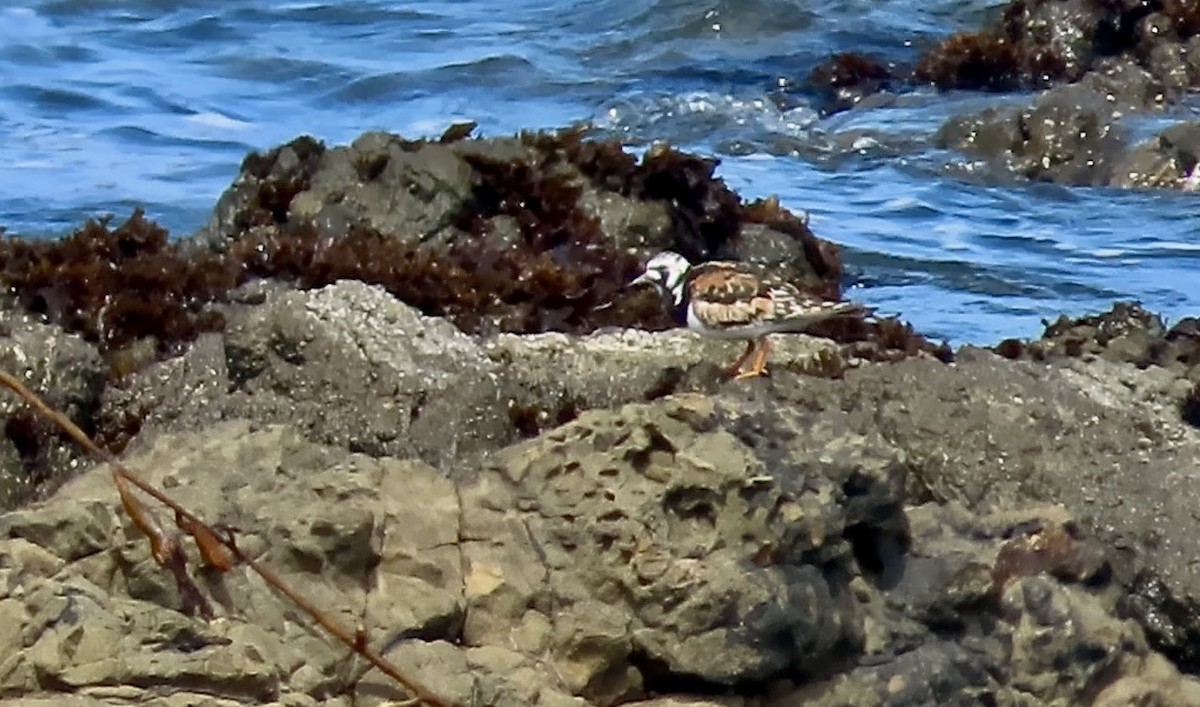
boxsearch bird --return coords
[629,251,869,379]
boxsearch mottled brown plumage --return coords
[687,264,862,332]
[631,252,869,378]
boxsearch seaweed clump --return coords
[230,131,677,336]
[0,128,934,377]
[808,52,893,114]
[915,32,1032,91]
[233,221,670,337]
[915,0,1200,92]
[913,0,1096,91]
[818,314,954,365]
[524,131,744,263]
[230,136,326,231]
[524,129,841,290]
[0,210,236,359]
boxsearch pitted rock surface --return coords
[459,394,904,702]
[3,386,1200,705]
[95,281,850,482]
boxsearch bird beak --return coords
[627,272,655,289]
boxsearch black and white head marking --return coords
[630,251,692,306]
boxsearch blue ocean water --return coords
[2,0,1198,344]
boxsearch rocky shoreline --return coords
[802,0,1200,190]
[3,127,1200,706]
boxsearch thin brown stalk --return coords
[113,471,174,566]
[175,510,236,572]
[0,370,457,707]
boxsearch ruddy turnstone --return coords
[630,251,868,379]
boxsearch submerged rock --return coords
[798,0,1200,187]
[914,0,1200,95]
[807,52,894,115]
[935,82,1126,186]
[1112,121,1200,189]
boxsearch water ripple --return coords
[2,0,1199,343]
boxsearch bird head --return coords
[629,251,691,306]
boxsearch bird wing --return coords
[688,263,781,328]
[689,262,865,329]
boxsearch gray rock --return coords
[10,273,1200,705]
[191,135,326,253]
[1111,121,1200,189]
[1143,39,1191,99]
[220,279,506,465]
[192,133,475,252]
[727,222,808,272]
[0,420,583,706]
[7,377,1200,706]
[100,280,848,476]
[937,83,1125,186]
[98,280,513,470]
[576,190,674,252]
[293,131,475,245]
[459,394,903,702]
[1077,57,1166,114]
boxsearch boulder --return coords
[98,280,849,473]
[6,357,1200,704]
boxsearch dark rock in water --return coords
[936,82,1125,185]
[913,0,1104,92]
[1078,56,1167,111]
[914,0,1200,94]
[905,0,1200,187]
[992,301,1193,370]
[1112,120,1200,189]
[789,0,1200,188]
[807,52,893,115]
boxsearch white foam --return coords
[185,112,252,130]
[1147,240,1200,252]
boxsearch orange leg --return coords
[734,337,771,380]
[725,340,757,378]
